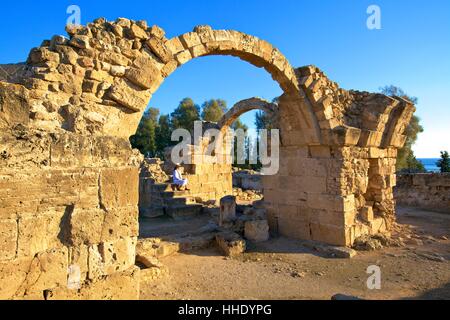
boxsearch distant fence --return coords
[395,173,450,214]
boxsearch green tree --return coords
[380,85,425,172]
[437,151,450,173]
[201,99,227,122]
[130,107,159,157]
[171,98,200,132]
[255,97,279,130]
[232,118,248,132]
[155,114,173,158]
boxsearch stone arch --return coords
[10,18,321,145]
[217,97,278,130]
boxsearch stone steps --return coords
[165,204,203,220]
[140,206,165,219]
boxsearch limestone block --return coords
[215,232,246,257]
[125,56,162,91]
[190,44,207,58]
[136,238,180,259]
[309,145,331,158]
[194,25,215,43]
[245,220,270,243]
[46,266,140,300]
[99,167,139,211]
[13,248,69,296]
[88,237,136,280]
[370,218,387,235]
[108,78,151,112]
[140,265,169,282]
[149,25,165,39]
[0,257,35,299]
[277,215,312,241]
[360,206,374,222]
[161,60,178,77]
[175,50,192,65]
[17,210,66,258]
[28,47,60,65]
[146,37,173,63]
[219,196,236,226]
[129,23,148,39]
[68,208,104,246]
[180,32,202,48]
[310,223,348,246]
[165,37,184,55]
[0,219,17,261]
[69,35,91,49]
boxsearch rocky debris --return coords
[140,158,169,184]
[136,254,164,269]
[303,241,357,259]
[176,233,218,253]
[353,236,384,251]
[140,265,169,282]
[233,188,263,202]
[245,220,270,243]
[136,238,180,259]
[414,252,446,263]
[215,232,247,257]
[353,233,406,251]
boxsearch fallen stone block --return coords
[220,196,236,226]
[136,238,180,259]
[245,220,270,243]
[136,254,164,269]
[140,265,169,282]
[327,246,357,259]
[215,232,246,257]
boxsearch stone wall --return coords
[395,173,450,213]
[0,126,142,299]
[233,171,263,191]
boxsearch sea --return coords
[418,158,440,173]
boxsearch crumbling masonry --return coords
[0,17,415,299]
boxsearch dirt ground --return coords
[140,207,450,300]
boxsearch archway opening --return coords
[133,54,289,242]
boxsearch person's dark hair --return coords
[174,164,181,170]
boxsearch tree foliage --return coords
[201,99,227,123]
[380,85,425,172]
[437,151,450,173]
[171,98,200,132]
[130,108,159,157]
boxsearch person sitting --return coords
[172,164,190,191]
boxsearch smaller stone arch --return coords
[217,97,278,129]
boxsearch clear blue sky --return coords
[0,0,448,157]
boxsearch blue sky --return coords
[0,0,448,157]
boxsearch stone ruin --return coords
[0,17,415,300]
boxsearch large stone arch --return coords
[0,17,416,300]
[217,97,278,130]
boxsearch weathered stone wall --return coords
[233,171,263,191]
[395,174,450,214]
[0,125,142,299]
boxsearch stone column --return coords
[220,196,236,226]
